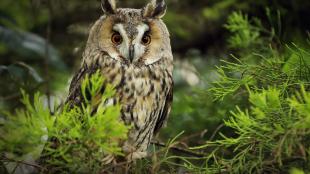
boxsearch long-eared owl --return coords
[66,0,173,160]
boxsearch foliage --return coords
[193,86,310,173]
[0,90,54,157]
[0,62,44,111]
[0,71,129,173]
[1,0,310,173]
[0,26,66,69]
[178,12,310,174]
[224,11,261,49]
[157,56,239,145]
[157,10,310,174]
[211,11,310,101]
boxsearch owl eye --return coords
[141,34,151,45]
[111,32,122,45]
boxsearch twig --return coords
[44,0,53,112]
[1,156,44,170]
[0,83,43,101]
[151,141,207,157]
[0,93,20,101]
[209,123,225,141]
[179,129,208,143]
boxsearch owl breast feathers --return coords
[66,0,173,160]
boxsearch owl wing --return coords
[66,62,101,107]
[153,85,173,134]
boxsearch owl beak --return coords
[129,45,135,62]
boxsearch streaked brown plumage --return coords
[67,0,173,160]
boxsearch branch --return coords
[209,123,225,141]
[1,156,44,170]
[151,141,207,157]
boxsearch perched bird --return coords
[66,0,173,160]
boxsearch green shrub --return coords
[0,71,129,173]
[195,86,310,173]
[156,11,310,174]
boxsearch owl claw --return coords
[102,154,116,165]
[126,151,147,161]
[102,151,147,165]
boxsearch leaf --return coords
[0,65,8,74]
[290,168,305,174]
[0,26,66,70]
[14,62,44,83]
[283,44,310,81]
[1,63,44,84]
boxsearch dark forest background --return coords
[0,0,310,173]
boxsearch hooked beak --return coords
[129,45,135,62]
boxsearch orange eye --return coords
[111,32,122,45]
[141,34,151,45]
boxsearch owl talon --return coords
[102,154,116,165]
[126,151,147,161]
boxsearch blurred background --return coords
[0,0,310,146]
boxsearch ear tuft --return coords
[143,0,167,19]
[101,0,117,14]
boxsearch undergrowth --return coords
[0,11,310,174]
[146,11,310,174]
[0,71,129,173]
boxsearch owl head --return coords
[86,0,172,66]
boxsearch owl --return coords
[66,0,173,160]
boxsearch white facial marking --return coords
[113,24,130,60]
[133,24,149,44]
[112,23,151,62]
[132,24,150,62]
